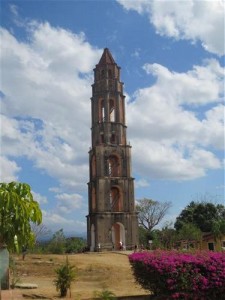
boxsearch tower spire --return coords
[97,48,116,65]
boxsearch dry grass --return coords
[12,252,149,299]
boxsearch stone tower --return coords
[87,48,138,251]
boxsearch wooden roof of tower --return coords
[97,48,116,65]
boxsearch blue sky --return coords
[1,0,224,236]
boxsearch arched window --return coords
[99,99,105,122]
[110,187,122,212]
[108,155,120,176]
[101,69,105,79]
[109,99,115,122]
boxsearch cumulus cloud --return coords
[117,0,224,55]
[1,18,224,192]
[32,191,48,204]
[143,59,224,106]
[127,60,224,180]
[55,192,83,212]
[1,22,101,192]
[135,178,150,188]
[41,210,86,233]
[1,13,224,234]
[0,156,21,182]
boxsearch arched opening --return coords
[90,224,95,252]
[109,99,115,122]
[99,99,105,122]
[110,186,122,212]
[108,155,120,176]
[111,223,125,250]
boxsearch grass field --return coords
[12,252,149,299]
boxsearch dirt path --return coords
[9,252,149,299]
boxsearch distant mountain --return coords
[37,231,87,242]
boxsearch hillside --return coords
[11,252,149,299]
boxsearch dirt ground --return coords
[11,252,149,299]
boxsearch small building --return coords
[201,232,225,251]
[176,233,225,251]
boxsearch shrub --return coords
[129,250,225,299]
[94,288,117,299]
[54,256,77,297]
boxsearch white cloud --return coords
[41,210,86,233]
[32,191,48,204]
[0,156,21,182]
[143,59,224,106]
[127,60,224,180]
[117,0,224,55]
[55,192,83,212]
[0,18,224,194]
[0,22,101,192]
[131,141,221,180]
[135,178,150,188]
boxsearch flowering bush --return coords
[129,250,225,299]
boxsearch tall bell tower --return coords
[87,48,138,251]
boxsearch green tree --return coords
[211,219,225,244]
[158,224,177,250]
[65,237,86,253]
[0,182,42,252]
[177,223,202,250]
[48,228,66,254]
[136,198,171,232]
[174,201,225,232]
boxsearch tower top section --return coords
[97,48,116,66]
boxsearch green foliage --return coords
[139,223,177,250]
[154,225,177,250]
[177,223,202,249]
[175,201,225,232]
[65,237,86,253]
[138,226,150,248]
[94,288,117,300]
[46,229,86,254]
[178,223,201,240]
[0,182,42,252]
[54,256,77,297]
[211,219,225,242]
[48,229,66,254]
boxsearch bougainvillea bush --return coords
[129,250,225,300]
